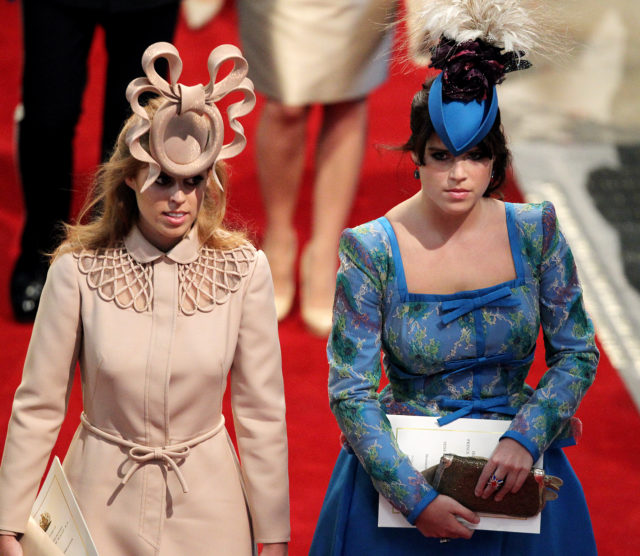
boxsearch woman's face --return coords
[125,167,208,251]
[415,135,493,216]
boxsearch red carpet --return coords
[1,3,639,554]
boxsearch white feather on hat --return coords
[406,0,543,64]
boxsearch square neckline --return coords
[377,202,525,302]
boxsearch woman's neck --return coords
[412,195,491,247]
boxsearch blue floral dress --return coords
[310,202,598,555]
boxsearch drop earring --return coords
[414,167,420,179]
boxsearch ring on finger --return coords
[487,473,505,489]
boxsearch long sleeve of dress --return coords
[328,229,436,524]
[230,251,290,543]
[0,253,81,533]
[503,202,599,461]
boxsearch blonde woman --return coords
[0,43,289,556]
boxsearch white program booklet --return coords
[22,456,99,556]
[377,415,543,534]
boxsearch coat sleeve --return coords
[0,253,82,533]
[503,202,599,461]
[328,227,437,525]
[229,251,290,543]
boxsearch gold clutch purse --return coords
[422,454,563,518]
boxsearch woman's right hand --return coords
[414,495,479,540]
[0,535,22,556]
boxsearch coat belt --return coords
[80,412,225,493]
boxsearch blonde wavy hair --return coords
[53,97,247,260]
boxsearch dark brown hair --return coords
[401,78,511,197]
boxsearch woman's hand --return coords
[475,437,534,502]
[260,542,287,556]
[415,495,479,540]
[0,534,22,556]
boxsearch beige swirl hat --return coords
[125,42,255,192]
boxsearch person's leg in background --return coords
[101,2,180,160]
[256,100,311,321]
[301,98,367,336]
[12,0,96,321]
[255,97,367,334]
[11,1,180,322]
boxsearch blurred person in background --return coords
[237,0,397,336]
[10,0,180,322]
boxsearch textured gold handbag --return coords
[422,454,563,518]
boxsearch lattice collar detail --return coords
[178,245,256,315]
[76,248,153,312]
[75,227,256,314]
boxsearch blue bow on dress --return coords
[440,286,519,325]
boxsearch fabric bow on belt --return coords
[436,395,518,426]
[80,412,225,493]
[124,445,192,492]
[434,350,535,425]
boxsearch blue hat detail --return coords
[428,72,499,156]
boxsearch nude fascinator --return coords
[125,42,255,192]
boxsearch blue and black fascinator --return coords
[408,0,538,155]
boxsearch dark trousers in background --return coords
[17,0,180,267]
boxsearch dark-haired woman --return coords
[309,77,598,555]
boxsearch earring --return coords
[414,167,420,179]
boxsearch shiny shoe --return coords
[262,234,297,321]
[300,246,335,337]
[10,259,47,323]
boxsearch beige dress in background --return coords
[0,226,290,555]
[237,0,398,105]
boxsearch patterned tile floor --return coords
[500,0,640,407]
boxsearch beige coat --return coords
[0,226,290,555]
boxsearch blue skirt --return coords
[309,447,597,555]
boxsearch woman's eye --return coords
[467,151,486,161]
[155,173,172,186]
[185,175,205,187]
[430,151,449,161]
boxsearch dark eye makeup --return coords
[153,173,206,188]
[185,175,205,187]
[428,149,450,161]
[467,149,489,161]
[155,173,173,186]
[427,148,489,162]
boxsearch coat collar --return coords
[124,225,201,264]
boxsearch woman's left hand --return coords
[475,438,534,502]
[260,542,288,556]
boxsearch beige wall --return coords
[498,0,640,142]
